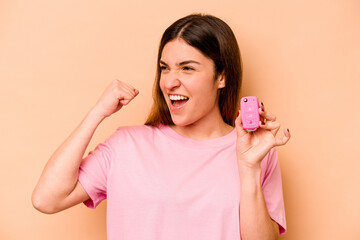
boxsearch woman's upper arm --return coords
[53,181,90,214]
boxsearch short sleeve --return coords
[78,131,118,209]
[261,147,287,235]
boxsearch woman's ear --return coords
[217,72,226,89]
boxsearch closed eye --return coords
[160,65,169,71]
[159,64,195,72]
[182,66,194,71]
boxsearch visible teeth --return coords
[169,95,189,101]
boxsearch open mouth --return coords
[169,94,189,108]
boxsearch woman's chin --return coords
[170,115,192,127]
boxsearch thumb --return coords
[235,110,248,137]
[119,89,139,106]
[120,99,132,106]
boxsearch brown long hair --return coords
[145,13,242,127]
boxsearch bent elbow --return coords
[31,190,58,214]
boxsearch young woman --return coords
[32,14,291,240]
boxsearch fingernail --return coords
[237,111,239,117]
[287,128,290,133]
[261,102,264,106]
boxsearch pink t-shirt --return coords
[78,124,286,239]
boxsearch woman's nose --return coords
[163,71,181,90]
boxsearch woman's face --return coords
[159,38,225,127]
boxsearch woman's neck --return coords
[170,115,234,141]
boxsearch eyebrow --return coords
[159,60,201,66]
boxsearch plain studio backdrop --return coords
[0,0,359,239]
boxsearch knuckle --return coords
[113,79,121,85]
[113,88,122,97]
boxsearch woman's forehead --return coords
[160,39,210,65]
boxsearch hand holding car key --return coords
[236,95,291,168]
[240,96,260,131]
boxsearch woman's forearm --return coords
[32,80,139,213]
[238,163,279,240]
[32,109,105,211]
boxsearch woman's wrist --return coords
[87,107,107,123]
[237,160,262,186]
[237,159,262,173]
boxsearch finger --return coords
[115,79,139,96]
[259,120,280,136]
[119,83,137,96]
[118,91,139,107]
[260,101,264,111]
[259,107,276,122]
[119,98,134,106]
[128,87,139,97]
[260,116,265,126]
[121,91,138,103]
[113,83,138,102]
[275,128,291,146]
[124,88,137,99]
[122,83,138,95]
[117,83,139,99]
[259,111,265,125]
[235,111,249,137]
[114,89,135,102]
[259,101,266,125]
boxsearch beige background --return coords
[1,0,359,239]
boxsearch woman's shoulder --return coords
[112,124,168,138]
[100,125,162,147]
[115,124,162,133]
